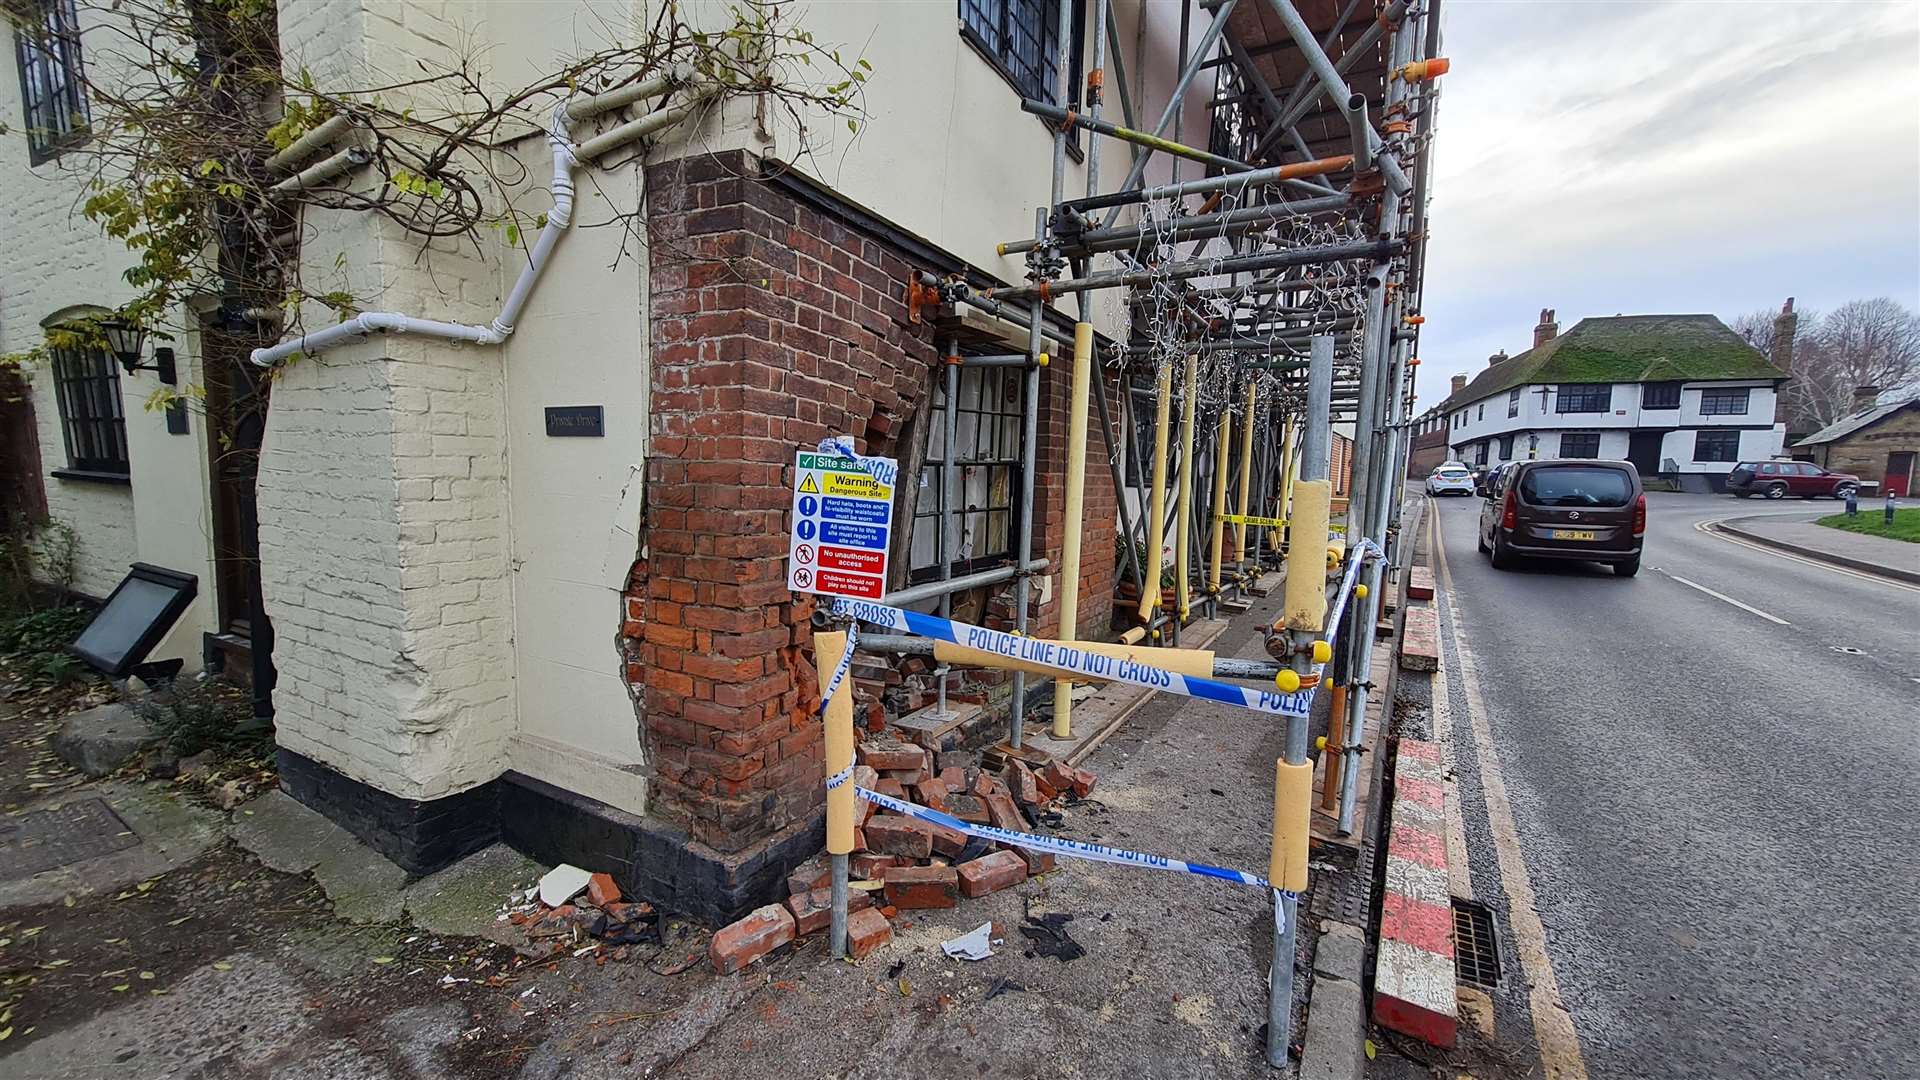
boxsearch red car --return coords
[1726,461,1860,500]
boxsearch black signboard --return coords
[544,405,604,437]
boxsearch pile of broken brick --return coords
[504,869,660,962]
[709,736,1096,974]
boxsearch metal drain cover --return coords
[1452,898,1502,989]
[0,798,140,880]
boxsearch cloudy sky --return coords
[1414,0,1920,408]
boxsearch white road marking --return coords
[1425,596,1474,903]
[1696,518,1920,593]
[1656,571,1792,626]
[1432,507,1590,1080]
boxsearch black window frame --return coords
[1698,386,1750,416]
[47,331,130,478]
[959,0,1085,157]
[1507,388,1520,418]
[1476,402,1485,421]
[1497,434,1514,460]
[1556,384,1612,414]
[1641,381,1681,410]
[12,0,89,164]
[909,360,1026,585]
[1693,429,1741,462]
[1474,441,1489,466]
[1558,432,1601,459]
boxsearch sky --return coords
[1413,0,1920,410]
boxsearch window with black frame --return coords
[1641,381,1681,410]
[1507,388,1520,418]
[960,0,1083,150]
[1698,386,1749,416]
[1559,432,1601,458]
[909,364,1024,583]
[13,0,89,163]
[48,334,128,477]
[1693,429,1740,462]
[1556,384,1612,413]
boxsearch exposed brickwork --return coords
[1031,367,1121,641]
[638,150,940,854]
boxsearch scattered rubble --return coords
[706,737,1099,974]
[500,869,660,962]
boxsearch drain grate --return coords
[0,798,140,880]
[1452,898,1502,989]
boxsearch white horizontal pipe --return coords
[574,84,717,161]
[567,67,683,121]
[270,146,370,196]
[266,114,354,173]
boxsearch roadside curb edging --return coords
[1713,517,1920,586]
[1373,739,1457,1048]
[1299,923,1368,1080]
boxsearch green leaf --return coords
[505,223,520,247]
[212,961,233,972]
[372,956,395,965]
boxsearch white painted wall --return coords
[0,3,218,664]
[1445,378,1785,473]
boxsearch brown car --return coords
[1477,459,1646,576]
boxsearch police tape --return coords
[1222,513,1288,528]
[856,785,1288,903]
[833,599,1318,719]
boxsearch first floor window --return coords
[1497,434,1514,460]
[910,363,1024,582]
[1642,381,1681,409]
[1559,432,1600,458]
[1477,403,1485,421]
[1693,429,1741,462]
[48,332,129,475]
[1556,384,1611,413]
[1698,387,1750,415]
[13,0,89,163]
[1507,388,1520,418]
[960,0,1083,107]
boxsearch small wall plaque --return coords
[544,405,604,437]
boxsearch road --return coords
[1425,491,1919,1080]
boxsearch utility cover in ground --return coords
[788,450,897,600]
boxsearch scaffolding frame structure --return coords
[841,1,1445,1056]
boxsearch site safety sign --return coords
[787,450,897,600]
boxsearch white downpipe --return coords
[251,88,698,368]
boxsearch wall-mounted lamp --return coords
[100,318,149,375]
[99,319,177,384]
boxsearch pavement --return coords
[3,584,1381,1078]
[1370,492,1920,1080]
[1714,507,1920,584]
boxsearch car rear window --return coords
[1438,468,1470,478]
[1519,466,1632,507]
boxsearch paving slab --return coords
[232,790,406,922]
[405,842,543,945]
[0,781,223,908]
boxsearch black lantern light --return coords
[100,318,149,375]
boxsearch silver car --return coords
[1426,464,1477,497]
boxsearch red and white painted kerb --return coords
[1374,738,1458,1047]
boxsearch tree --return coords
[1732,298,1920,431]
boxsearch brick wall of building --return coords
[635,150,942,855]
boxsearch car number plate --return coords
[1551,529,1597,541]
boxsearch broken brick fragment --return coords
[874,778,908,801]
[881,864,959,909]
[709,904,796,973]
[928,819,968,858]
[865,815,934,858]
[957,850,1028,898]
[858,742,928,772]
[846,907,892,959]
[787,855,832,897]
[969,770,996,798]
[787,885,874,936]
[1069,766,1097,798]
[945,794,991,824]
[1010,846,1057,876]
[1004,761,1040,806]
[915,777,952,812]
[938,766,966,789]
[1041,761,1077,796]
[586,873,622,908]
[883,766,930,787]
[983,789,1025,832]
[851,852,899,878]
